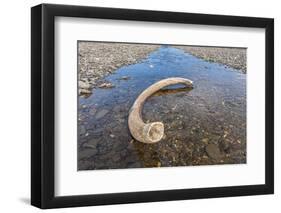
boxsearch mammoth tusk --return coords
[128,77,193,144]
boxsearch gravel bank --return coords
[174,46,247,73]
[78,42,160,95]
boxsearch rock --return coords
[83,138,101,149]
[113,141,128,152]
[79,148,97,159]
[220,142,231,154]
[209,135,221,144]
[118,76,130,80]
[79,81,90,89]
[89,108,97,116]
[98,82,115,88]
[112,154,121,162]
[79,125,86,135]
[113,105,122,113]
[95,109,109,119]
[83,142,96,149]
[79,89,92,95]
[169,120,184,130]
[92,128,103,137]
[143,152,152,159]
[205,144,221,160]
[202,138,209,144]
[126,144,133,151]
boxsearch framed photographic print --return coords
[31,3,274,209]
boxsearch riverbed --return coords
[78,45,246,170]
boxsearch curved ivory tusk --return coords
[128,77,193,144]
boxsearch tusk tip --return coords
[143,122,164,143]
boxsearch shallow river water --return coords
[78,46,246,170]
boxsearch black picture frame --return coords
[31,3,274,209]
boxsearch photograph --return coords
[77,41,247,170]
[30,2,274,209]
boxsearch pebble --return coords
[83,138,100,149]
[82,143,96,149]
[79,81,90,89]
[80,125,86,135]
[95,109,109,119]
[112,154,121,162]
[202,138,209,144]
[98,82,115,88]
[205,144,221,160]
[89,108,97,116]
[118,76,130,80]
[79,88,92,95]
[79,148,97,159]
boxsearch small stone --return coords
[92,128,103,137]
[95,109,109,119]
[223,131,229,138]
[110,134,115,138]
[127,142,134,150]
[113,105,121,112]
[89,108,97,116]
[202,138,209,144]
[80,125,86,135]
[163,109,169,114]
[82,143,96,149]
[112,155,121,162]
[98,82,114,88]
[79,81,90,89]
[119,76,130,80]
[84,138,100,149]
[205,144,221,160]
[220,142,231,154]
[79,148,97,159]
[79,89,92,95]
